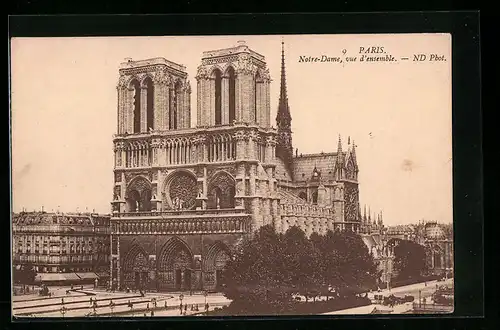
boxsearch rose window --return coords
[168,173,197,210]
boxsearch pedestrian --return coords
[143,313,146,317]
[147,303,149,310]
[90,297,93,305]
[184,304,187,314]
[151,310,154,316]
[164,301,167,309]
[205,303,209,312]
[61,298,65,304]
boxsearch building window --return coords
[144,77,154,131]
[131,79,141,133]
[254,71,260,123]
[312,190,318,204]
[228,67,236,124]
[214,69,222,125]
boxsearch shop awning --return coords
[35,273,81,282]
[75,272,99,280]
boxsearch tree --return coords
[329,230,379,296]
[221,225,380,314]
[392,239,427,280]
[222,225,292,313]
[281,226,316,301]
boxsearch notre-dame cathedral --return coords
[109,40,363,292]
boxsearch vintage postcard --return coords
[10,34,453,317]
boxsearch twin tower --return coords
[115,40,272,135]
[112,40,280,231]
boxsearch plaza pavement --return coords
[13,279,453,317]
[324,278,454,315]
[13,288,231,318]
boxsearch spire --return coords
[275,39,294,172]
[276,39,291,130]
[363,205,367,223]
[337,135,343,153]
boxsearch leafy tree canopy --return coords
[221,225,380,311]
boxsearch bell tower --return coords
[116,57,191,135]
[195,40,272,128]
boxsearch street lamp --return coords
[60,306,67,318]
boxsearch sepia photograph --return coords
[10,33,454,318]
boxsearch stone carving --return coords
[233,131,247,142]
[266,136,277,147]
[117,74,129,88]
[114,172,122,183]
[153,68,169,85]
[247,130,259,141]
[127,176,151,194]
[195,65,208,80]
[207,166,235,178]
[261,67,271,81]
[168,173,197,210]
[345,159,356,180]
[113,186,121,200]
[209,171,234,193]
[125,172,152,184]
[344,182,359,222]
[236,53,255,75]
[236,181,244,196]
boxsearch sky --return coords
[10,34,453,225]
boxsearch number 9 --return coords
[342,49,347,55]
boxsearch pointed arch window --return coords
[312,190,318,204]
[227,67,236,124]
[170,81,182,129]
[144,77,154,131]
[254,71,260,123]
[214,69,222,125]
[131,79,141,133]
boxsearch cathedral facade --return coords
[109,41,362,292]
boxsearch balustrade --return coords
[112,215,249,235]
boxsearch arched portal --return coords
[207,171,235,209]
[144,77,154,131]
[157,238,193,291]
[203,242,232,291]
[122,244,149,290]
[130,79,141,133]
